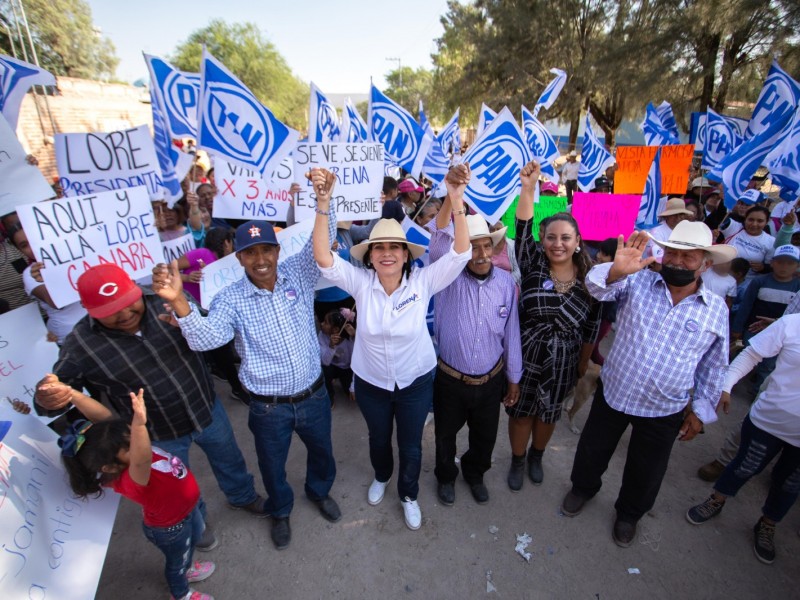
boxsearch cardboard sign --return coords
[161,233,194,263]
[0,114,54,216]
[0,304,60,418]
[500,195,568,241]
[572,192,640,241]
[614,144,694,195]
[212,157,294,221]
[0,402,120,600]
[16,187,162,308]
[293,143,383,221]
[55,125,164,201]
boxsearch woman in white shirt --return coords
[685,314,800,565]
[313,166,471,531]
[724,206,775,279]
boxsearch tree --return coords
[171,20,308,130]
[383,66,434,118]
[0,0,118,80]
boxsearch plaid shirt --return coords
[586,263,729,424]
[53,290,216,441]
[176,215,336,396]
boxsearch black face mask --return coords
[660,264,698,287]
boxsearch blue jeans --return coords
[142,504,204,599]
[355,369,434,500]
[248,385,336,517]
[156,398,257,517]
[714,415,800,522]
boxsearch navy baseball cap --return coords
[235,220,279,252]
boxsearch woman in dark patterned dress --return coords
[507,161,600,490]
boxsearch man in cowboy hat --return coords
[644,198,694,263]
[561,150,580,204]
[426,200,522,505]
[560,221,736,548]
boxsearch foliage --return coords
[171,20,308,130]
[0,0,119,80]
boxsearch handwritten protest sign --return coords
[199,219,331,308]
[16,186,162,308]
[572,192,641,241]
[0,115,54,216]
[55,125,164,201]
[614,144,694,195]
[212,156,294,221]
[500,195,568,240]
[0,401,120,600]
[0,303,59,419]
[293,143,383,221]
[161,233,194,263]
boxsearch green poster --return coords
[500,196,568,240]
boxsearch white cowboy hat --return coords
[649,220,737,265]
[349,219,427,262]
[658,198,693,218]
[466,214,506,246]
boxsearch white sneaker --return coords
[402,497,421,530]
[368,479,389,506]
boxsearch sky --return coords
[86,0,449,94]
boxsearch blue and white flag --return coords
[308,82,340,143]
[709,112,793,208]
[150,89,193,207]
[437,108,461,155]
[766,105,800,202]
[461,107,532,224]
[144,54,201,140]
[341,98,370,143]
[521,105,560,183]
[654,101,680,141]
[637,148,665,230]
[369,85,432,176]
[533,68,567,118]
[197,50,299,179]
[419,99,432,137]
[476,103,497,139]
[422,109,461,185]
[745,60,800,140]
[0,54,55,130]
[640,103,680,146]
[702,107,740,171]
[577,116,615,192]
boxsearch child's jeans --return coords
[142,504,204,599]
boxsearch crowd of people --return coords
[1,145,799,600]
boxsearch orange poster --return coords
[614,144,695,195]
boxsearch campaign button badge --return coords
[499,305,509,318]
[685,319,699,332]
[543,280,555,291]
[285,288,298,302]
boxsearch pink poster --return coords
[572,192,641,241]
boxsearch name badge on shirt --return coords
[685,319,699,332]
[284,288,298,303]
[498,305,509,319]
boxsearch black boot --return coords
[527,448,544,485]
[507,454,525,492]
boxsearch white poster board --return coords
[161,233,194,263]
[0,402,120,600]
[293,143,383,221]
[16,187,162,308]
[212,157,293,221]
[55,125,164,201]
[0,114,54,216]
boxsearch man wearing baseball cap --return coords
[35,263,264,550]
[152,168,342,551]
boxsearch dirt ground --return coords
[96,374,800,600]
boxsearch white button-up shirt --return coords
[320,247,470,390]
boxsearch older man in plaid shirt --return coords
[560,222,736,548]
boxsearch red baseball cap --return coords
[77,264,143,318]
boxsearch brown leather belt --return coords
[436,358,504,386]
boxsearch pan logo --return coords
[523,117,557,162]
[315,92,340,142]
[468,122,528,205]
[372,100,419,168]
[204,82,273,166]
[164,72,200,137]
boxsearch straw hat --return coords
[349,219,427,262]
[649,221,737,264]
[466,215,506,246]
[658,198,693,218]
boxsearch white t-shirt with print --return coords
[701,270,737,300]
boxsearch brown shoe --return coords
[560,490,588,517]
[229,494,269,517]
[697,459,726,482]
[612,518,637,548]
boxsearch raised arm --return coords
[435,193,452,230]
[446,164,471,254]
[312,168,339,268]
[516,160,541,222]
[606,232,657,284]
[126,389,153,487]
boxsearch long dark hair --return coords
[543,212,593,289]
[60,420,131,498]
[363,243,415,279]
[204,227,235,258]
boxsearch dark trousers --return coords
[565,179,578,204]
[715,415,800,522]
[570,380,684,522]
[322,364,353,403]
[433,367,504,485]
